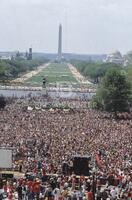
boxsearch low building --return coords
[0,56,12,60]
[124,51,132,64]
[103,50,125,65]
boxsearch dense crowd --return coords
[0,96,131,199]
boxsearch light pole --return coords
[92,168,97,200]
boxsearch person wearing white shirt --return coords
[110,187,117,200]
[53,187,60,200]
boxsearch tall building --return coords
[28,47,32,60]
[57,24,62,62]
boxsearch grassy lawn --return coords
[25,63,77,85]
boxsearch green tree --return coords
[92,69,132,116]
[0,58,49,81]
[71,60,121,83]
[0,96,6,109]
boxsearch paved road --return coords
[11,63,50,83]
[68,63,92,84]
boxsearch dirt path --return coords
[68,63,92,84]
[12,63,50,83]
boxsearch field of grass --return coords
[25,63,77,85]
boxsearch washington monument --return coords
[57,24,62,62]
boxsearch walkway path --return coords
[12,63,50,83]
[68,63,92,84]
[0,85,96,93]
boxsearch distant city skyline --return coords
[0,0,132,54]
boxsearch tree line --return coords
[0,58,48,82]
[71,60,132,85]
[72,60,132,116]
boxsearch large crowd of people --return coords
[0,96,131,199]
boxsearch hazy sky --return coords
[0,0,132,54]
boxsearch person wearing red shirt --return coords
[33,180,40,200]
[87,190,94,200]
[118,174,123,188]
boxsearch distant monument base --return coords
[42,88,48,96]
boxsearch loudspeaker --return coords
[62,162,69,175]
[73,156,91,176]
[0,179,3,189]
